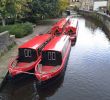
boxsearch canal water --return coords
[0,17,110,100]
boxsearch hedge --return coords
[0,22,33,38]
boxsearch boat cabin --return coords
[65,18,78,36]
[35,35,71,81]
[41,35,70,66]
[18,34,52,63]
[51,18,69,36]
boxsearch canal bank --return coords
[78,10,110,37]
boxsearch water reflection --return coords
[0,67,66,100]
[84,17,110,41]
[34,71,65,100]
[85,18,98,32]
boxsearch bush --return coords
[0,22,33,38]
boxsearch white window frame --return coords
[24,49,32,57]
[48,52,56,60]
[52,52,56,60]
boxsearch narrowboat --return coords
[35,35,71,81]
[8,34,52,77]
[64,18,78,43]
[51,18,69,36]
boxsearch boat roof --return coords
[52,18,67,29]
[43,35,69,52]
[69,18,78,27]
[65,23,76,32]
[19,34,51,49]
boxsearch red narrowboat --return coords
[8,34,52,77]
[64,18,78,43]
[35,35,71,81]
[51,18,69,36]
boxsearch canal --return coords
[0,17,110,100]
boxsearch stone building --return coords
[69,0,81,9]
[93,0,107,11]
[80,0,94,11]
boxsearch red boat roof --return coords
[64,18,78,32]
[19,34,51,49]
[68,18,78,27]
[51,18,70,35]
[51,18,69,32]
[43,35,70,52]
[52,18,66,28]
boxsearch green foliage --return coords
[30,0,60,19]
[0,0,69,24]
[58,0,69,14]
[0,0,16,26]
[0,22,33,38]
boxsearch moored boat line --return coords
[8,16,78,81]
[51,17,69,36]
[50,16,78,45]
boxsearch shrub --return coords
[0,22,33,38]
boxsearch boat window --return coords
[42,51,62,66]
[18,48,37,62]
[48,52,51,60]
[52,52,56,60]
[24,49,32,57]
[48,52,56,60]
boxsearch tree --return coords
[14,0,32,18]
[0,0,16,26]
[58,0,69,15]
[0,0,69,25]
[30,0,60,19]
[0,0,15,26]
[0,0,32,26]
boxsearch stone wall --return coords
[78,10,110,34]
[0,31,15,56]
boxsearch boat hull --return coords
[35,41,71,81]
[8,57,41,77]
